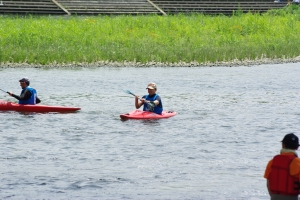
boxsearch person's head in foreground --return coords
[281,133,300,150]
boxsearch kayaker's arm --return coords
[152,96,162,108]
[36,97,41,104]
[9,89,41,104]
[135,96,144,109]
[135,96,156,110]
[152,100,159,106]
[9,89,31,101]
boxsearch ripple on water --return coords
[0,64,299,199]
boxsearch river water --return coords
[0,63,299,199]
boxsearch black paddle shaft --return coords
[0,88,9,94]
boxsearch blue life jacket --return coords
[143,94,163,114]
[19,86,37,105]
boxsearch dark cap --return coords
[281,133,300,149]
[19,77,30,83]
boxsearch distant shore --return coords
[1,8,300,66]
[1,56,300,68]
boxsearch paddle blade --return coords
[123,89,135,96]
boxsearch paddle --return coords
[0,88,9,94]
[123,89,155,109]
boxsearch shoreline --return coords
[1,56,300,68]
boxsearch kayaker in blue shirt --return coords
[135,82,163,114]
[8,78,41,105]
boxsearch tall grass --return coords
[0,5,300,65]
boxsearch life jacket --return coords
[19,86,37,105]
[268,154,300,195]
[143,94,163,114]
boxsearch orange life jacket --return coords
[269,154,300,195]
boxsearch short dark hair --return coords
[19,78,30,86]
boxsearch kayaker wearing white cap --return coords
[8,77,41,105]
[135,82,163,114]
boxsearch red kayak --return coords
[120,110,176,120]
[0,100,81,113]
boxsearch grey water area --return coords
[0,63,299,200]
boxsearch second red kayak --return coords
[0,100,81,113]
[120,110,177,120]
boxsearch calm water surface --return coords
[0,63,299,199]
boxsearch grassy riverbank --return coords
[0,5,300,66]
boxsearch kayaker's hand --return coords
[8,92,12,96]
[149,101,155,108]
[147,101,155,111]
